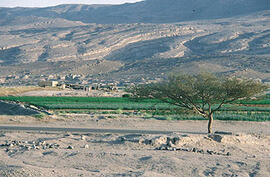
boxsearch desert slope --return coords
[1,0,270,24]
[0,1,269,85]
[0,11,270,85]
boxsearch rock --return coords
[119,137,126,142]
[151,136,168,146]
[198,149,204,153]
[81,135,86,140]
[171,137,180,145]
[98,116,106,120]
[64,133,72,137]
[138,138,145,144]
[207,150,214,155]
[156,145,167,150]
[67,145,73,149]
[84,144,89,149]
[144,139,152,145]
[208,134,223,143]
[192,148,198,152]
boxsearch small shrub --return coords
[116,109,123,114]
[143,112,153,118]
[33,113,44,119]
[122,94,131,98]
[107,115,117,119]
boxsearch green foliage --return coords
[127,72,269,133]
[0,93,269,124]
[0,96,172,110]
[122,94,131,98]
[115,108,123,114]
[33,113,44,119]
[107,115,117,119]
[128,73,268,115]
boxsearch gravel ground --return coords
[0,101,270,177]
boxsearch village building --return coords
[38,81,59,87]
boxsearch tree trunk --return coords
[208,114,214,134]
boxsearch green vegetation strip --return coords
[0,96,269,110]
[0,96,269,121]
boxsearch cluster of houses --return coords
[1,72,269,90]
[38,81,119,92]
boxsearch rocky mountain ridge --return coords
[1,0,270,24]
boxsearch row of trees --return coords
[128,73,268,133]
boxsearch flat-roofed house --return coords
[38,81,58,87]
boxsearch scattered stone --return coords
[1,139,63,153]
[154,141,231,156]
[150,136,168,146]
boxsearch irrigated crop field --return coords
[0,95,269,121]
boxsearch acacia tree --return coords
[128,73,268,133]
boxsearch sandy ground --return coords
[0,87,60,96]
[0,112,270,177]
[19,90,125,97]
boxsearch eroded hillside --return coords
[0,10,269,85]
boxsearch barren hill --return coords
[0,0,269,85]
[1,0,270,24]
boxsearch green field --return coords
[0,96,269,121]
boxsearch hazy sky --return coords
[0,0,143,8]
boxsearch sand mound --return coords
[139,133,270,157]
[0,101,39,116]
